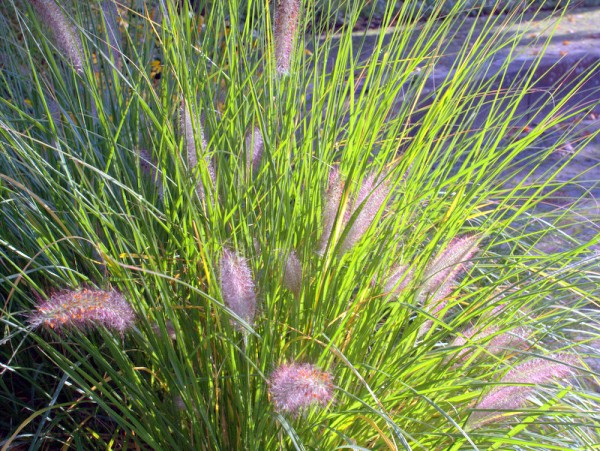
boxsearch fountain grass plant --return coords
[1,0,599,448]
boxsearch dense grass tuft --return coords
[0,0,598,448]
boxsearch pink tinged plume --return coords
[318,166,344,254]
[451,325,531,361]
[220,248,257,328]
[30,0,84,74]
[101,0,123,71]
[382,264,414,298]
[340,174,390,254]
[273,0,300,75]
[283,250,302,297]
[151,319,176,340]
[29,288,135,333]
[417,235,481,336]
[269,363,334,415]
[417,289,453,338]
[180,98,215,200]
[421,234,481,295]
[468,353,579,428]
[245,127,264,174]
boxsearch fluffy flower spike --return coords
[340,173,390,253]
[417,234,481,336]
[245,127,264,174]
[382,263,414,298]
[469,353,579,428]
[29,288,135,333]
[422,234,481,294]
[318,168,390,255]
[30,0,84,74]
[180,98,215,200]
[101,0,123,71]
[220,248,257,328]
[269,363,334,415]
[318,166,344,254]
[273,0,300,75]
[451,323,532,361]
[283,250,302,297]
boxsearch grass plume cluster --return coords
[0,0,599,449]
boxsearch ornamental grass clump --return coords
[1,0,599,448]
[29,288,135,333]
[269,363,334,415]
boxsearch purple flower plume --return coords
[220,248,257,328]
[30,0,84,74]
[180,98,215,200]
[318,168,389,254]
[469,353,579,427]
[451,324,531,361]
[29,288,135,333]
[417,235,481,336]
[245,126,264,174]
[422,234,480,295]
[318,166,344,254]
[283,250,302,297]
[101,0,123,71]
[269,363,334,415]
[273,0,300,75]
[382,263,414,298]
[340,173,390,253]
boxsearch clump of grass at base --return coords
[0,0,599,449]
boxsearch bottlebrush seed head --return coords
[417,291,452,338]
[29,288,135,333]
[469,353,579,427]
[452,325,532,361]
[151,319,176,340]
[220,248,257,328]
[502,353,578,385]
[318,166,344,254]
[101,0,122,70]
[273,0,300,75]
[179,98,215,200]
[283,250,302,297]
[383,264,414,297]
[245,127,264,173]
[269,363,334,415]
[180,98,202,169]
[340,174,390,253]
[423,234,481,294]
[30,0,84,74]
